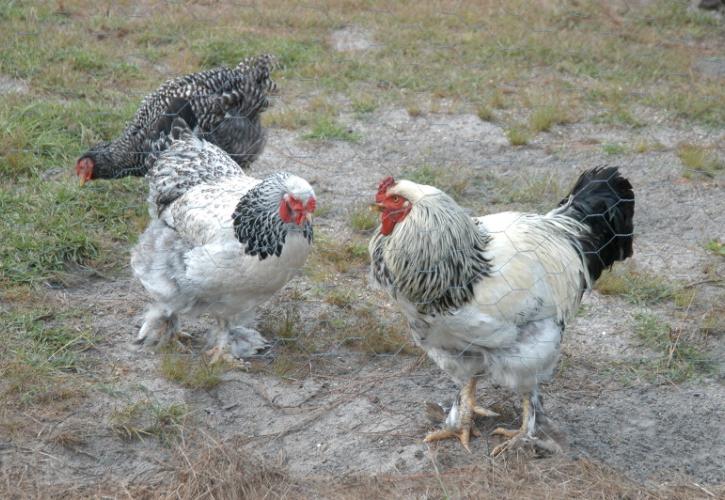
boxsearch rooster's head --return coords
[374,176,414,236]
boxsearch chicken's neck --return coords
[372,194,491,316]
[232,174,313,261]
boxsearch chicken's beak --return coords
[79,177,86,187]
[305,212,313,223]
[370,203,384,213]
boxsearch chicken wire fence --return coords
[3,0,724,478]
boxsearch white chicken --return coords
[369,167,634,456]
[131,117,316,361]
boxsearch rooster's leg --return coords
[424,378,499,451]
[135,306,179,346]
[205,319,233,364]
[228,326,270,358]
[490,394,535,457]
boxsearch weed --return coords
[0,307,94,407]
[159,353,228,390]
[529,104,569,133]
[351,94,377,114]
[307,235,369,277]
[401,164,472,201]
[337,304,416,355]
[110,399,187,443]
[506,125,530,146]
[303,117,359,142]
[602,143,626,155]
[595,265,678,305]
[406,104,423,117]
[259,307,307,352]
[476,105,494,122]
[263,108,309,130]
[633,313,714,382]
[349,205,378,232]
[633,139,666,154]
[324,288,355,309]
[705,240,725,257]
[678,144,724,179]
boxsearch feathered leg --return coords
[205,318,232,364]
[490,389,541,457]
[204,319,268,363]
[424,378,499,451]
[135,305,179,346]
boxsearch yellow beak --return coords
[79,177,86,187]
[370,203,384,213]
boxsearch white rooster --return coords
[369,167,634,456]
[131,118,316,361]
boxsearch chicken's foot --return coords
[424,378,499,451]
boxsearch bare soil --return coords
[2,107,724,497]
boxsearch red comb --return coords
[377,176,395,194]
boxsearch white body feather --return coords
[133,178,310,323]
[403,211,587,392]
[131,128,314,353]
[370,183,589,395]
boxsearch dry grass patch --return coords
[306,234,369,279]
[402,164,473,201]
[348,204,378,232]
[109,399,188,443]
[159,352,229,390]
[633,139,666,154]
[678,144,725,179]
[506,125,531,146]
[529,103,570,133]
[631,313,715,383]
[595,264,680,306]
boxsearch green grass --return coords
[476,105,494,122]
[303,116,359,142]
[109,399,188,443]
[401,164,472,201]
[349,205,378,232]
[602,143,626,155]
[306,234,369,278]
[529,104,569,133]
[705,240,725,257]
[632,313,715,383]
[0,306,95,407]
[505,125,530,146]
[0,177,147,287]
[159,353,229,390]
[595,265,679,306]
[677,144,724,179]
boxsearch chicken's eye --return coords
[391,195,400,203]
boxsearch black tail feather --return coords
[558,167,635,281]
[144,98,197,171]
[155,97,197,138]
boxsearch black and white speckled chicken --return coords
[76,54,276,185]
[131,117,316,362]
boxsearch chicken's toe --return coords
[228,327,270,358]
[424,427,474,452]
